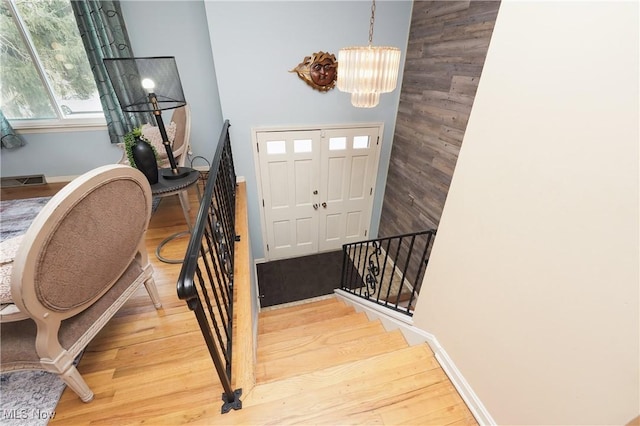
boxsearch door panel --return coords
[257,130,321,259]
[327,157,346,201]
[268,162,289,207]
[349,155,369,198]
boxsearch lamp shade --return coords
[103,56,186,112]
[337,46,401,108]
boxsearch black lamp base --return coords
[160,167,194,180]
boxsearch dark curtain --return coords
[0,110,26,149]
[70,0,153,144]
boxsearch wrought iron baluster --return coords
[365,241,381,297]
[379,237,392,304]
[394,235,414,307]
[195,265,230,362]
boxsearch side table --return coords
[151,169,200,263]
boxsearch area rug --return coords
[0,197,52,243]
[0,370,66,425]
[0,196,162,243]
[257,250,347,307]
[0,350,83,426]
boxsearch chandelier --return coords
[337,0,401,108]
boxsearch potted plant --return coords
[123,127,160,184]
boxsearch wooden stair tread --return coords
[228,344,458,424]
[258,303,355,334]
[256,329,409,383]
[258,297,348,322]
[248,343,438,405]
[397,402,477,425]
[257,320,387,362]
[259,296,340,318]
[258,311,370,347]
[300,380,464,425]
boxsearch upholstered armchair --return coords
[0,165,162,402]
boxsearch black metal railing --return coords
[340,229,436,316]
[176,120,242,413]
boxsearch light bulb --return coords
[141,78,155,93]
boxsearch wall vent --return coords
[1,174,47,188]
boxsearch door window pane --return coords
[329,137,346,151]
[353,135,370,149]
[294,139,312,153]
[266,140,286,154]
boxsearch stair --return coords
[224,297,477,425]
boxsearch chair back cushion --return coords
[12,165,152,316]
[170,106,191,167]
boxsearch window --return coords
[0,0,105,129]
[266,140,286,155]
[353,135,370,149]
[329,137,346,151]
[293,139,312,153]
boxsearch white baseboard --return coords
[334,289,496,426]
[431,341,496,426]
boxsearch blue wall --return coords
[205,0,413,258]
[0,128,119,179]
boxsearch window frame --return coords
[2,0,107,132]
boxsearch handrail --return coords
[176,120,242,413]
[340,229,436,316]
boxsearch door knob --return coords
[322,202,327,208]
[313,190,318,195]
[313,203,318,210]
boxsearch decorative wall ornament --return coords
[290,51,338,92]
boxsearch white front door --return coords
[255,125,382,260]
[256,130,321,260]
[318,127,381,251]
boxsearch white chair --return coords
[0,165,162,402]
[154,105,192,214]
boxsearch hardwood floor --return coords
[2,181,476,425]
[1,181,69,201]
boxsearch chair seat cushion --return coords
[0,258,143,372]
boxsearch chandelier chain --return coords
[369,0,376,45]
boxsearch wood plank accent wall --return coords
[379,0,500,237]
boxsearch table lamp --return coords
[103,56,193,180]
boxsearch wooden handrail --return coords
[231,181,256,395]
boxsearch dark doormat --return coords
[257,250,345,308]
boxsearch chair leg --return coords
[144,276,163,309]
[60,365,94,402]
